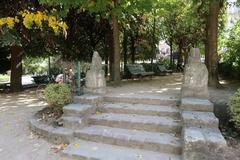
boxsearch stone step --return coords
[62,116,86,129]
[100,103,180,117]
[104,94,178,106]
[74,95,103,104]
[75,125,182,154]
[182,127,227,160]
[182,111,219,128]
[63,140,181,160]
[89,113,181,133]
[63,103,95,117]
[180,98,213,112]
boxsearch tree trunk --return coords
[10,45,22,92]
[107,29,114,81]
[130,35,136,64]
[122,30,128,75]
[151,12,156,71]
[205,0,220,87]
[169,39,173,69]
[112,14,121,83]
[178,43,183,67]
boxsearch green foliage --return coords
[224,20,240,66]
[228,89,240,129]
[44,83,72,107]
[23,57,48,75]
[0,74,10,82]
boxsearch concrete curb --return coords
[29,117,74,145]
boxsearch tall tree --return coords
[205,0,224,87]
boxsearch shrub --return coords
[44,83,72,107]
[228,89,240,129]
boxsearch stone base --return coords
[180,97,213,112]
[182,127,227,160]
[181,86,209,99]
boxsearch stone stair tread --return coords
[64,103,93,112]
[90,113,181,126]
[63,140,181,160]
[75,125,181,147]
[104,94,178,106]
[105,94,178,100]
[62,116,82,122]
[103,103,179,113]
[182,98,212,105]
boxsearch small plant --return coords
[228,89,240,129]
[44,83,72,107]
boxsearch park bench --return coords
[126,64,154,79]
[32,75,51,84]
[156,64,173,76]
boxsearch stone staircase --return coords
[62,95,183,160]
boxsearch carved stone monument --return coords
[181,48,209,99]
[85,51,106,94]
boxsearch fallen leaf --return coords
[73,143,80,148]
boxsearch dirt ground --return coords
[0,90,73,160]
[0,73,239,160]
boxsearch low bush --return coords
[228,89,240,129]
[44,83,72,107]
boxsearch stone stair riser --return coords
[63,106,96,118]
[104,97,177,106]
[63,118,88,130]
[74,132,182,155]
[89,118,181,133]
[99,107,180,118]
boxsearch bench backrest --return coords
[158,65,167,72]
[126,64,146,74]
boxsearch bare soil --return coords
[35,107,63,127]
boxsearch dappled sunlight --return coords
[108,74,183,97]
[0,90,47,113]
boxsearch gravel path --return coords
[0,90,73,160]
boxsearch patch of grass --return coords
[0,74,10,82]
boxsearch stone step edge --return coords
[74,125,182,154]
[62,140,182,160]
[29,117,73,145]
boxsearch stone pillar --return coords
[180,48,227,160]
[181,48,209,99]
[85,51,106,94]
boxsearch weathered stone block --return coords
[182,111,219,128]
[85,51,106,94]
[181,48,209,99]
[181,98,214,112]
[182,127,227,160]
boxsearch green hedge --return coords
[44,83,72,107]
[228,89,240,129]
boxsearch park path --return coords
[0,90,73,160]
